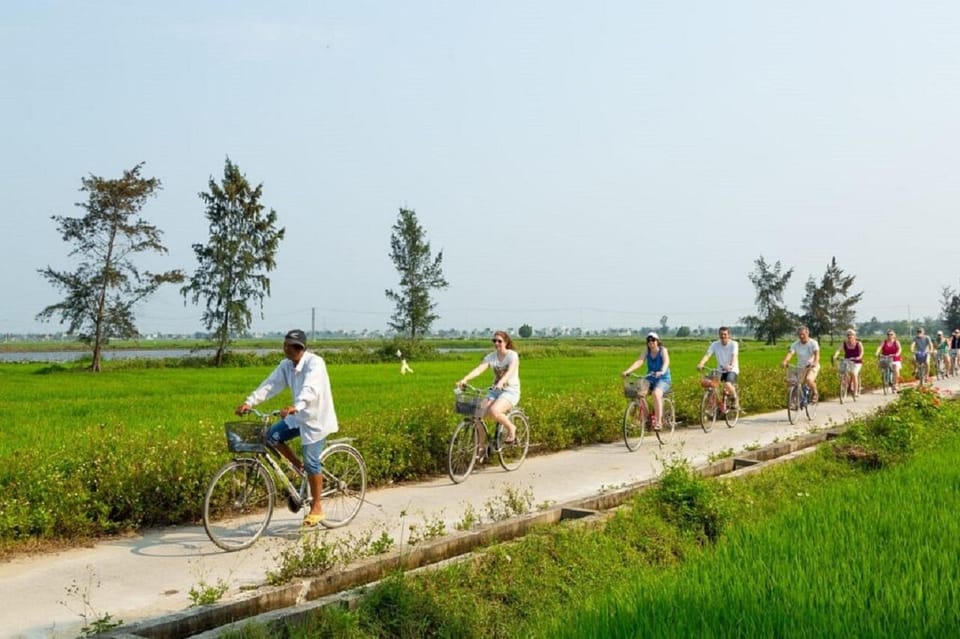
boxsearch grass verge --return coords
[221,387,960,638]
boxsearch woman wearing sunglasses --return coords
[457,331,521,444]
[621,332,672,430]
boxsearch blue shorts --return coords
[486,386,520,407]
[267,418,326,475]
[646,376,671,394]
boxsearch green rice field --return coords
[0,338,901,552]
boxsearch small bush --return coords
[654,460,730,543]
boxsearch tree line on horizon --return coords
[35,160,446,371]
[34,162,960,370]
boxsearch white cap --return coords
[646,332,659,341]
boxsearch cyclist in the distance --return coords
[696,326,740,411]
[457,330,521,446]
[950,329,960,376]
[781,325,820,402]
[935,330,949,376]
[911,327,934,384]
[876,329,903,392]
[622,332,672,430]
[832,328,864,398]
[236,329,338,528]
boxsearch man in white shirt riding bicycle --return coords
[781,325,821,401]
[696,326,740,410]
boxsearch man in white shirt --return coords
[696,326,740,409]
[236,329,338,527]
[781,325,821,401]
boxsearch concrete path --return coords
[4,377,953,639]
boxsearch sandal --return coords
[301,512,325,528]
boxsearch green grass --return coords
[0,339,900,551]
[221,388,959,638]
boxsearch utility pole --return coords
[311,307,316,340]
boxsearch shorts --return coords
[914,351,929,364]
[803,364,820,382]
[267,418,326,475]
[646,376,672,395]
[842,362,862,377]
[486,386,520,408]
[720,372,739,385]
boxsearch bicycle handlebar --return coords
[239,407,282,419]
[454,382,484,394]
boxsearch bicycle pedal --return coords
[287,494,303,513]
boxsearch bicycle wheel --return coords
[448,419,480,483]
[622,400,647,451]
[699,391,718,433]
[318,444,366,528]
[499,409,530,471]
[882,368,891,395]
[787,386,798,425]
[804,387,819,420]
[655,398,676,445]
[203,458,275,552]
[918,362,928,387]
[722,391,740,428]
[839,372,847,404]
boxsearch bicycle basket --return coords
[838,359,849,375]
[786,368,801,384]
[879,357,893,371]
[623,378,649,398]
[454,389,483,415]
[699,370,720,389]
[224,421,267,453]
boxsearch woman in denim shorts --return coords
[621,332,672,430]
[457,331,521,444]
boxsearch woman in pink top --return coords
[875,329,902,391]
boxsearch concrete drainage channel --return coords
[107,428,842,639]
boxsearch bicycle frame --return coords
[448,384,530,483]
[786,365,817,424]
[837,358,860,403]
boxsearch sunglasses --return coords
[492,339,504,344]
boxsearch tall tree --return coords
[181,158,285,366]
[740,256,796,344]
[801,257,862,343]
[385,208,448,339]
[940,285,960,331]
[801,275,830,340]
[822,257,862,341]
[36,163,183,372]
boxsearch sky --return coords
[2,1,959,337]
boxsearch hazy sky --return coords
[3,1,958,336]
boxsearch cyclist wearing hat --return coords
[950,329,960,376]
[236,329,339,528]
[621,332,671,430]
[935,330,949,377]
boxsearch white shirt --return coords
[789,338,820,368]
[706,339,739,374]
[244,351,339,444]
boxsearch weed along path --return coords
[4,377,958,639]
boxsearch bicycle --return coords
[879,355,896,395]
[447,384,530,484]
[622,374,676,450]
[914,351,930,387]
[934,350,948,380]
[786,365,818,425]
[203,408,367,551]
[697,368,739,433]
[837,358,860,404]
